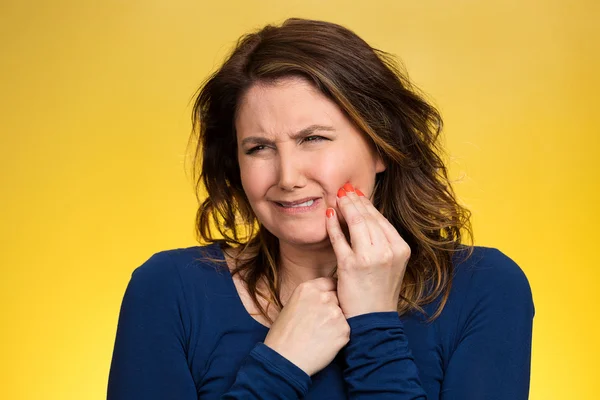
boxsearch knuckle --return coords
[329,308,339,320]
[398,242,411,258]
[381,248,394,264]
[363,213,375,223]
[356,253,372,266]
[330,232,346,245]
[359,196,370,204]
[320,291,332,303]
[329,306,344,323]
[347,214,364,226]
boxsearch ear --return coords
[374,154,386,173]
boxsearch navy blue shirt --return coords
[107,243,534,399]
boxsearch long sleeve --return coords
[107,252,197,399]
[221,342,311,399]
[107,251,312,400]
[439,249,535,400]
[340,248,534,400]
[341,312,428,399]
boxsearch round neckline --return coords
[210,243,271,331]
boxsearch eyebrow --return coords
[240,124,336,147]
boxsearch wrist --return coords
[342,303,398,319]
[346,311,402,332]
[262,341,312,376]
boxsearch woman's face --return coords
[235,76,386,247]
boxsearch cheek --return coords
[312,147,376,205]
[239,160,273,201]
[310,150,352,206]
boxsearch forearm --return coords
[341,312,427,399]
[222,342,312,399]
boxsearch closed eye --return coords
[245,145,267,155]
[301,135,328,144]
[244,135,329,155]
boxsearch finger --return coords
[356,193,406,247]
[336,187,372,252]
[325,207,354,262]
[321,290,340,306]
[345,185,387,247]
[309,276,338,292]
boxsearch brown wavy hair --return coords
[187,18,474,323]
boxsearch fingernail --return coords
[355,188,365,197]
[343,183,355,192]
[326,208,335,218]
[337,188,347,198]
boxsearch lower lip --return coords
[272,198,321,215]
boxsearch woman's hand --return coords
[326,183,410,319]
[263,277,350,376]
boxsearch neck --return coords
[277,240,337,302]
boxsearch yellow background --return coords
[1,0,598,398]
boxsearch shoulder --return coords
[452,246,532,294]
[132,242,226,276]
[125,242,228,298]
[450,245,535,317]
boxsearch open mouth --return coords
[273,197,321,212]
[276,199,316,208]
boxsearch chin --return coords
[268,222,329,247]
[280,233,329,247]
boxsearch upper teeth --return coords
[286,199,314,207]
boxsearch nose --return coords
[277,150,307,191]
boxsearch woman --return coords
[108,18,534,399]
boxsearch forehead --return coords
[235,76,345,139]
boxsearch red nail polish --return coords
[356,188,365,197]
[326,208,335,218]
[343,183,355,192]
[337,188,347,198]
